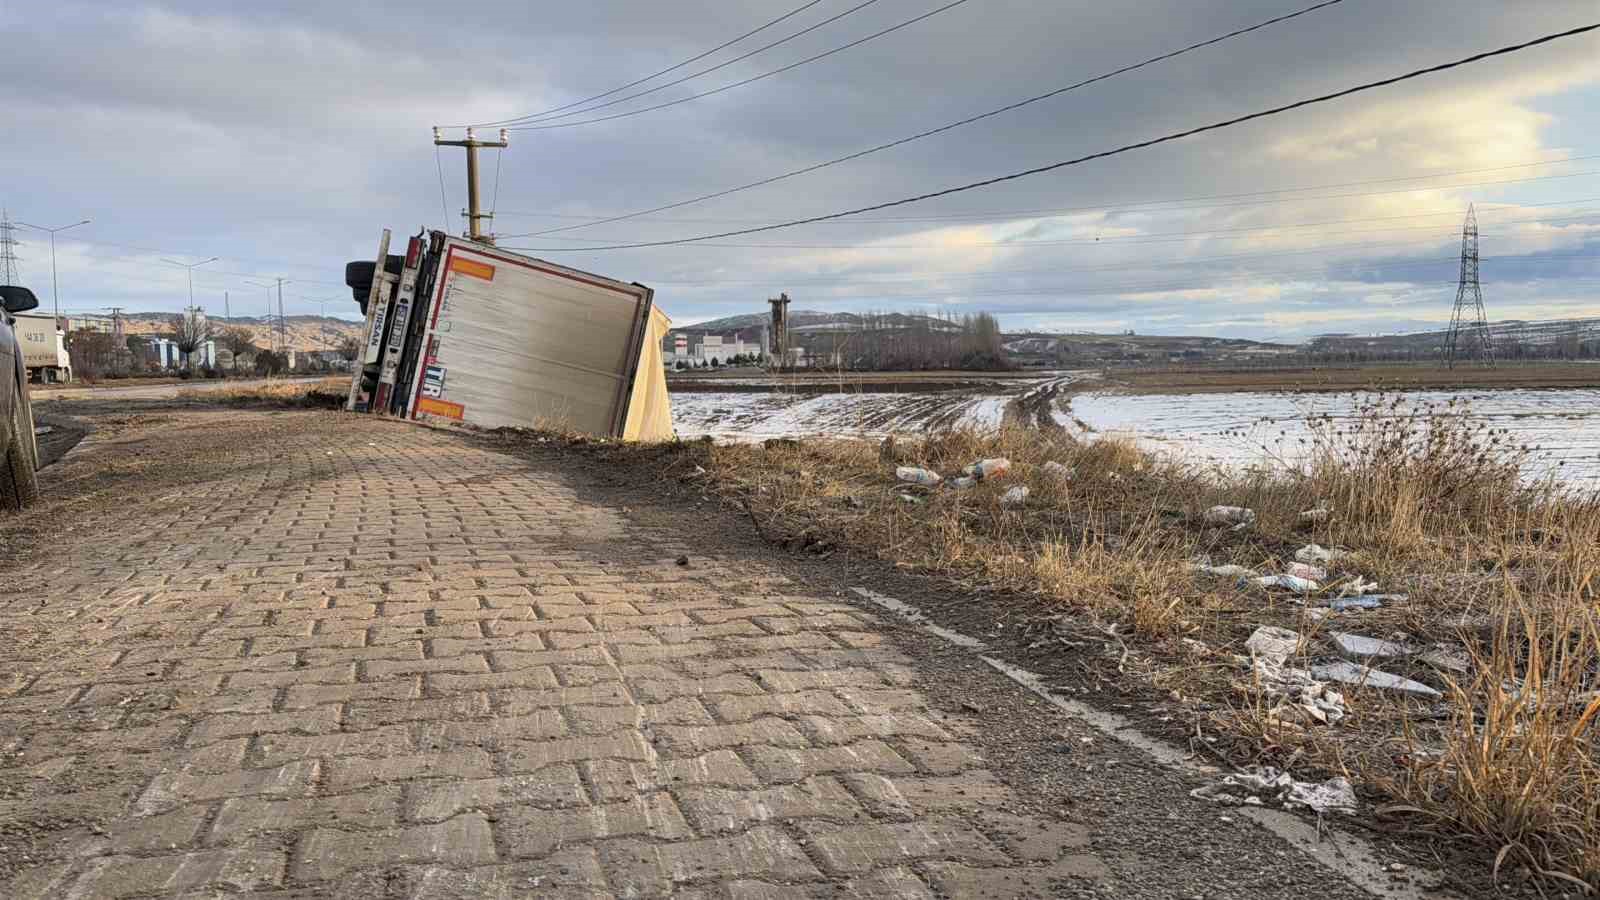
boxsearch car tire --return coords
[1,385,39,511]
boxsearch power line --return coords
[646,243,1600,289]
[506,0,978,131]
[510,204,1600,252]
[512,0,1346,236]
[435,145,452,231]
[470,0,829,128]
[496,156,1600,229]
[509,21,1600,252]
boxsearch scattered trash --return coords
[1330,633,1411,663]
[1191,768,1356,814]
[1000,486,1030,507]
[962,458,1011,480]
[1295,544,1346,564]
[1330,633,1472,675]
[1249,574,1321,594]
[32,425,54,436]
[1310,660,1441,700]
[1192,563,1258,578]
[896,493,923,504]
[895,466,942,487]
[1204,506,1256,528]
[1285,562,1327,582]
[1299,506,1330,523]
[692,465,707,476]
[1245,626,1301,665]
[1243,626,1347,725]
[1042,461,1074,480]
[1335,576,1380,597]
[1324,595,1388,608]
[948,476,977,490]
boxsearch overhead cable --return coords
[469,0,828,127]
[511,0,1346,236]
[508,21,1600,251]
[506,0,978,131]
[496,155,1599,229]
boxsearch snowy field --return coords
[1070,389,1600,482]
[670,391,1011,441]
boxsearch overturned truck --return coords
[344,229,673,441]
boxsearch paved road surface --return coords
[32,376,324,402]
[0,408,1383,898]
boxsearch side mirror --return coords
[0,286,40,313]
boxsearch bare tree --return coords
[337,335,362,363]
[174,309,218,371]
[218,326,258,373]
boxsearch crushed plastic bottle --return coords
[1295,544,1345,564]
[1204,506,1257,527]
[1285,562,1327,581]
[962,458,1011,480]
[948,476,977,490]
[1249,574,1321,593]
[895,466,942,487]
[1000,486,1030,506]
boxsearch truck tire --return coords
[1,389,39,511]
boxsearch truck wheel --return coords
[1,389,40,510]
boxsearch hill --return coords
[113,313,364,354]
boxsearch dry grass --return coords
[660,394,1600,889]
[178,377,347,408]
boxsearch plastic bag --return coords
[895,466,942,487]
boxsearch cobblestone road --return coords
[0,412,1113,898]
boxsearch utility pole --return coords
[19,217,91,324]
[277,278,286,357]
[432,127,510,243]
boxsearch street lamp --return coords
[17,218,91,323]
[161,256,219,315]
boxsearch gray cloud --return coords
[1,0,1597,337]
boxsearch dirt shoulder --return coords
[1104,362,1600,394]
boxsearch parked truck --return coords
[12,313,70,383]
[344,230,672,440]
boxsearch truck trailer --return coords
[12,313,70,383]
[344,230,672,441]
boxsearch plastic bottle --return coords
[895,466,942,486]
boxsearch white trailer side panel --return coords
[13,314,69,371]
[405,240,660,437]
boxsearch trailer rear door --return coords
[404,238,658,437]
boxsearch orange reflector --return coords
[416,397,465,420]
[450,257,496,281]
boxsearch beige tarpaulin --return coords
[621,305,674,442]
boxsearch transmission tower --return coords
[1443,203,1494,368]
[0,209,22,285]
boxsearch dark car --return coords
[1,284,41,510]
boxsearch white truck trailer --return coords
[12,313,70,383]
[344,230,672,441]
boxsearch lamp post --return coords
[18,218,91,323]
[160,256,219,312]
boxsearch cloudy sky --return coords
[2,0,1597,339]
